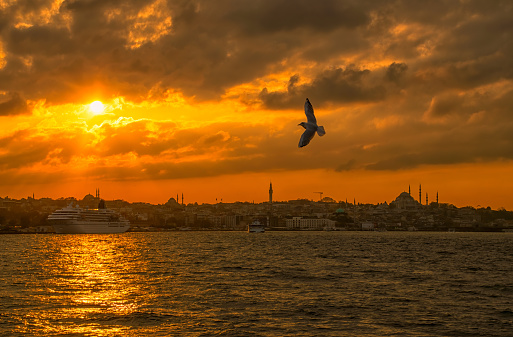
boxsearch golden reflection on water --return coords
[19,234,148,336]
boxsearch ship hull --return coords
[53,221,130,234]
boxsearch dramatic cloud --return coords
[259,66,390,109]
[0,92,28,115]
[2,0,511,104]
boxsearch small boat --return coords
[247,220,265,233]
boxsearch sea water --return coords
[1,231,512,336]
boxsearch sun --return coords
[89,101,105,114]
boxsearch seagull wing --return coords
[304,98,317,125]
[298,127,316,148]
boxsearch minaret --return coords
[419,184,422,204]
[436,191,439,204]
[409,185,411,196]
[426,193,428,205]
[181,193,184,206]
[269,182,273,204]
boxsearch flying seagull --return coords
[298,98,325,148]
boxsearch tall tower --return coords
[181,193,184,206]
[268,181,274,227]
[409,185,411,196]
[419,184,422,204]
[436,191,439,204]
[426,193,428,205]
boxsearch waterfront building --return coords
[361,222,375,230]
[286,216,336,230]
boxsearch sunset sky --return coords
[1,0,513,209]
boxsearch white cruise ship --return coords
[48,200,130,234]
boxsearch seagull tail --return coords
[317,125,326,136]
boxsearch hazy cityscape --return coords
[1,184,512,234]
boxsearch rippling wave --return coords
[1,232,512,336]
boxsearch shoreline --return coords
[2,228,512,234]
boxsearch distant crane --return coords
[314,192,323,201]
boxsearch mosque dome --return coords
[392,191,420,210]
[82,193,95,202]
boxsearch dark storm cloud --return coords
[0,0,376,105]
[332,88,513,172]
[259,66,389,109]
[223,0,369,35]
[1,0,512,106]
[424,93,466,120]
[363,123,513,170]
[385,62,408,83]
[6,26,74,56]
[0,92,29,116]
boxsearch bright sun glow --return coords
[90,101,105,114]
